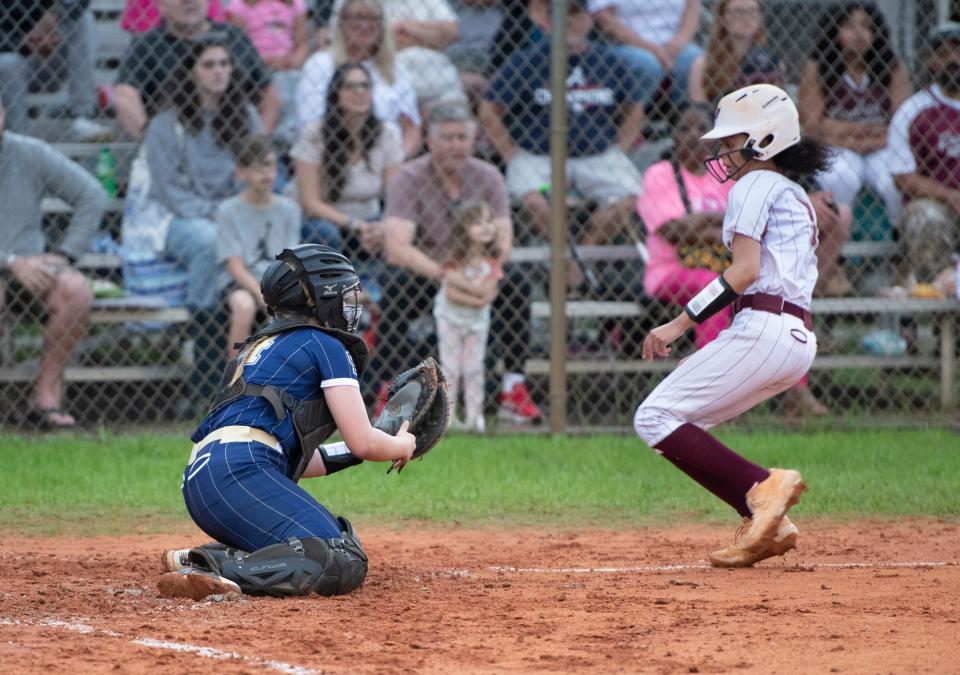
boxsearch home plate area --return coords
[1,521,958,673]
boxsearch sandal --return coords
[23,407,77,430]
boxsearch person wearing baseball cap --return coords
[883,22,960,296]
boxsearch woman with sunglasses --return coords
[292,61,403,261]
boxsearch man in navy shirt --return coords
[479,0,644,252]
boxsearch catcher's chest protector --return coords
[208,320,370,481]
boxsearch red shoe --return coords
[372,380,392,419]
[497,382,543,424]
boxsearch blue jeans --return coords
[302,217,344,250]
[165,217,220,308]
[614,43,703,107]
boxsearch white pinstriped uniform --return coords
[634,170,820,446]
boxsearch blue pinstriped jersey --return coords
[191,328,359,454]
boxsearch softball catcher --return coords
[157,244,448,600]
[634,84,825,567]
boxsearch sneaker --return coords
[160,548,193,572]
[70,116,114,142]
[709,516,799,568]
[497,382,543,424]
[157,568,240,600]
[739,469,806,554]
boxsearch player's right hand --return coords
[642,319,687,361]
[388,420,416,473]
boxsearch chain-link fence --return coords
[0,0,957,432]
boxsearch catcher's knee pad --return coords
[188,519,367,597]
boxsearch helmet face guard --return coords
[704,143,759,183]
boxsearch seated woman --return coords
[292,62,403,297]
[140,33,259,398]
[798,1,911,241]
[297,0,422,157]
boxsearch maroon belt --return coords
[733,293,813,330]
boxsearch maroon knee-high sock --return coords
[655,423,769,517]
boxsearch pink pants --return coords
[436,317,488,429]
[654,267,731,348]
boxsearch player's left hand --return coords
[642,317,687,361]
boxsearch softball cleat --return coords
[157,568,240,600]
[709,516,799,568]
[741,468,806,553]
[160,548,193,572]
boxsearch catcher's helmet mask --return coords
[701,84,801,183]
[260,244,364,332]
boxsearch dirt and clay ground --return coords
[1,520,958,674]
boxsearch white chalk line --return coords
[486,560,959,574]
[0,617,318,675]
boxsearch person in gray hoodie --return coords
[0,97,106,428]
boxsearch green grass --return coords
[0,429,958,535]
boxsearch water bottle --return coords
[96,146,118,199]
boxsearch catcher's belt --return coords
[188,425,281,465]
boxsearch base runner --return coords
[633,84,829,567]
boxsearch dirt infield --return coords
[1,520,958,674]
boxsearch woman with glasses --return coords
[297,0,421,157]
[292,61,403,289]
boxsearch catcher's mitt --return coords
[373,357,450,464]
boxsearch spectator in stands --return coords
[688,0,782,105]
[292,62,402,261]
[0,97,106,429]
[226,0,311,147]
[226,0,310,72]
[297,0,421,157]
[799,1,910,236]
[637,104,733,348]
[688,0,856,297]
[479,0,644,252]
[445,0,505,112]
[122,0,225,33]
[329,0,466,110]
[143,33,259,401]
[380,103,542,425]
[638,103,829,416]
[886,23,960,292]
[0,0,112,141]
[216,135,301,359]
[489,0,547,73]
[590,0,703,110]
[115,0,279,140]
[144,33,258,312]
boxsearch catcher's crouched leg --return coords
[187,518,368,597]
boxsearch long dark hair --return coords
[447,201,501,266]
[772,138,834,183]
[166,33,251,149]
[321,62,382,204]
[812,1,898,95]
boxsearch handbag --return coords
[671,157,731,275]
[120,123,189,307]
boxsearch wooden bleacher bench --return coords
[511,244,958,409]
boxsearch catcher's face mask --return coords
[340,282,363,333]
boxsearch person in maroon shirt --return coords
[886,23,960,290]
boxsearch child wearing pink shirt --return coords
[637,105,733,347]
[226,0,310,71]
[122,0,225,33]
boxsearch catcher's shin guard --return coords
[186,519,367,597]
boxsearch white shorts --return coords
[506,146,643,205]
[633,308,817,447]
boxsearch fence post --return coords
[548,0,570,435]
